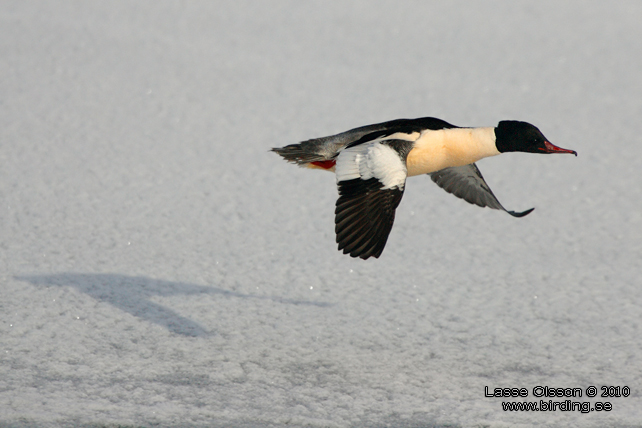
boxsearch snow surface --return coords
[1,1,642,427]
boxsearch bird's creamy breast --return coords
[406,127,499,176]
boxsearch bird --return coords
[272,117,577,260]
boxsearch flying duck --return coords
[272,117,577,260]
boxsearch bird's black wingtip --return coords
[507,207,535,218]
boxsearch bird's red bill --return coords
[542,141,577,156]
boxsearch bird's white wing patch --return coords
[336,142,407,190]
[334,147,363,182]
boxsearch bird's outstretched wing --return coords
[334,138,414,259]
[429,163,534,217]
[335,177,404,259]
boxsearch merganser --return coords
[272,117,577,260]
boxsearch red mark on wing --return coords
[311,160,336,169]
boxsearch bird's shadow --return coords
[15,273,331,337]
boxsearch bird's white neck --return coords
[406,127,499,176]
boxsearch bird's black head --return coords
[495,120,577,156]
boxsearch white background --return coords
[1,1,641,427]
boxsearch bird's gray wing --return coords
[429,163,534,217]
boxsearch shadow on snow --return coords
[15,273,332,337]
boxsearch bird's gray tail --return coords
[271,137,336,165]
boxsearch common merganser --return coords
[272,117,577,260]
